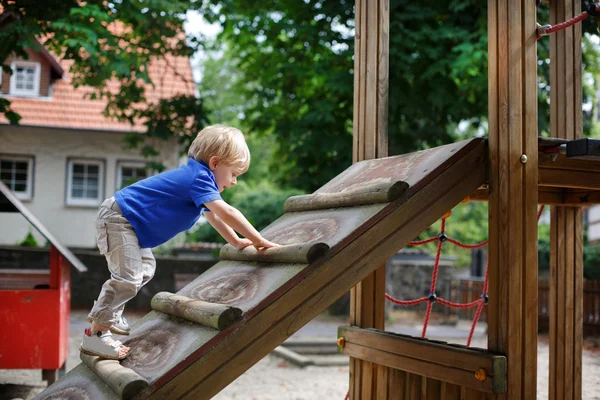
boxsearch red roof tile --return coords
[1,49,195,132]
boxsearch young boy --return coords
[80,124,278,360]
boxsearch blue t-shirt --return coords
[114,158,221,248]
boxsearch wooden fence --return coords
[451,278,600,337]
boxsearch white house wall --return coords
[0,125,180,248]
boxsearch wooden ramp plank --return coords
[36,138,485,400]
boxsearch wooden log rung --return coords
[80,353,149,400]
[151,292,242,331]
[220,241,329,264]
[284,181,409,213]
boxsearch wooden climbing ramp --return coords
[35,138,486,400]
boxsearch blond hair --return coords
[188,125,250,172]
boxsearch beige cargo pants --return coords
[88,197,156,327]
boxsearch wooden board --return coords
[470,186,600,206]
[319,139,481,198]
[339,326,506,394]
[548,1,585,398]
[487,0,539,399]
[36,138,485,400]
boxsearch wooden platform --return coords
[36,138,488,400]
[469,140,600,206]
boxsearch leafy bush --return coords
[18,229,39,247]
[584,243,600,280]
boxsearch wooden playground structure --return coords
[35,0,599,399]
[348,0,596,399]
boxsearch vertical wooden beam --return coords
[549,1,584,398]
[351,0,389,398]
[487,0,538,399]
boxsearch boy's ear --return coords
[208,156,219,170]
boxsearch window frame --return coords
[65,158,105,207]
[116,160,149,190]
[0,154,35,201]
[9,61,41,97]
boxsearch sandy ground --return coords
[1,311,599,400]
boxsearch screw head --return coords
[475,368,487,381]
[337,337,345,347]
[520,154,528,163]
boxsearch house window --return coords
[10,61,41,97]
[67,159,104,206]
[117,161,148,189]
[0,155,34,200]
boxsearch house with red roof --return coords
[0,43,195,248]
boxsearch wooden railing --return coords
[451,278,600,337]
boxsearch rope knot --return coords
[480,293,489,305]
[536,23,552,37]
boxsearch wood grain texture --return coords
[220,241,330,264]
[350,1,389,396]
[320,139,480,197]
[80,354,149,400]
[151,292,242,331]
[470,186,600,206]
[549,0,585,399]
[284,181,409,212]
[487,0,538,399]
[34,364,119,399]
[339,326,506,394]
[539,169,600,190]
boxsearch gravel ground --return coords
[1,311,599,400]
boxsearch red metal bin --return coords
[0,181,87,384]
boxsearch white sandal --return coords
[79,328,131,360]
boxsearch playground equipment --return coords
[36,0,599,399]
[0,181,87,384]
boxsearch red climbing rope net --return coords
[384,203,545,347]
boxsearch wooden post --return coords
[487,0,538,399]
[549,1,584,399]
[351,0,389,398]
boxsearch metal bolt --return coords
[520,154,528,164]
[337,337,345,347]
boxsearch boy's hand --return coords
[253,237,280,251]
[234,238,253,250]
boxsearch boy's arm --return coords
[204,199,278,249]
[203,211,252,250]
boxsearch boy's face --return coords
[209,157,243,192]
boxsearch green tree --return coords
[0,1,209,161]
[198,47,279,185]
[197,0,600,193]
